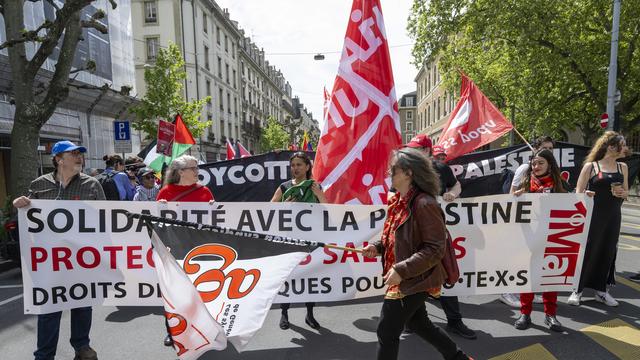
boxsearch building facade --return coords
[0,0,139,205]
[414,59,456,145]
[399,91,417,144]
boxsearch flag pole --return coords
[127,212,362,253]
[511,125,535,152]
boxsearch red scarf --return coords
[381,187,416,298]
[529,173,555,193]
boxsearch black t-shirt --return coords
[432,160,457,196]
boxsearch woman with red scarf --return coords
[512,149,565,332]
[363,148,471,360]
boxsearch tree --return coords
[2,0,122,200]
[408,0,640,144]
[129,42,210,139]
[261,116,289,152]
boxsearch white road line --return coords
[0,294,23,307]
[0,285,22,289]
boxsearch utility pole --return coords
[606,0,621,131]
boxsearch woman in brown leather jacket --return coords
[363,148,471,360]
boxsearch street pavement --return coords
[0,206,639,359]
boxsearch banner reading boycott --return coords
[19,195,592,314]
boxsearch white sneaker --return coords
[500,293,520,308]
[533,294,544,304]
[567,291,582,306]
[595,291,619,307]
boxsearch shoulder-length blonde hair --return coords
[584,131,625,164]
[390,148,440,197]
[164,155,199,185]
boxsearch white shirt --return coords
[511,163,529,189]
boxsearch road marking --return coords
[0,285,22,289]
[0,294,22,307]
[621,235,640,243]
[616,275,640,293]
[488,343,557,360]
[581,319,640,360]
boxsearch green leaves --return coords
[261,116,290,152]
[130,42,211,139]
[408,0,640,143]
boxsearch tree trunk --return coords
[9,107,45,199]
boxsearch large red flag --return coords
[313,0,401,205]
[436,74,513,160]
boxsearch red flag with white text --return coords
[313,0,401,205]
[437,74,513,160]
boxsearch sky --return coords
[216,0,418,128]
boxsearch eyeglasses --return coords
[181,166,199,172]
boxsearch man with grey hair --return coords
[13,140,105,360]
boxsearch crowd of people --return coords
[10,130,635,360]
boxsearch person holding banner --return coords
[157,155,214,202]
[569,131,629,307]
[512,149,564,332]
[271,151,327,330]
[13,140,105,360]
[363,148,471,360]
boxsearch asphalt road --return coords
[1,206,639,359]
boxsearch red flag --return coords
[236,141,251,158]
[436,74,513,160]
[174,114,196,145]
[226,139,236,160]
[313,0,401,205]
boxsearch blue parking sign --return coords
[114,121,131,141]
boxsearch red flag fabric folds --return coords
[436,74,513,160]
[313,0,401,205]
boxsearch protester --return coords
[271,151,327,330]
[100,155,134,200]
[157,155,213,347]
[157,155,213,202]
[362,148,471,360]
[501,136,555,308]
[568,131,628,307]
[405,134,476,340]
[13,140,105,360]
[432,145,447,162]
[125,156,145,189]
[512,149,564,332]
[133,167,160,201]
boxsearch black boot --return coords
[279,312,290,330]
[305,304,320,329]
[544,314,563,332]
[514,314,531,330]
[164,334,173,347]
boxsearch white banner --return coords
[19,194,593,314]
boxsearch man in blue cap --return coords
[13,140,105,360]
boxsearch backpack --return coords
[96,171,121,200]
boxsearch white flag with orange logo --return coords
[151,224,313,352]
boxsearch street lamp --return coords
[313,53,325,61]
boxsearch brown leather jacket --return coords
[373,191,447,296]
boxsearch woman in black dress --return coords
[568,131,629,306]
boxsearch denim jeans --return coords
[34,307,92,360]
[376,292,468,360]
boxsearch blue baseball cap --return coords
[51,140,87,156]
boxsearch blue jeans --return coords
[34,307,92,360]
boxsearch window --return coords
[407,111,412,120]
[216,27,221,44]
[227,93,231,113]
[234,97,238,115]
[225,63,229,83]
[144,1,157,23]
[217,57,222,78]
[232,70,237,88]
[220,120,226,137]
[232,43,235,58]
[146,37,159,61]
[406,97,414,107]
[406,122,414,131]
[219,88,224,111]
[405,134,413,144]
[204,46,210,70]
[225,34,228,52]
[206,80,211,102]
[203,13,208,33]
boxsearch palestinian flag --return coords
[142,114,195,171]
